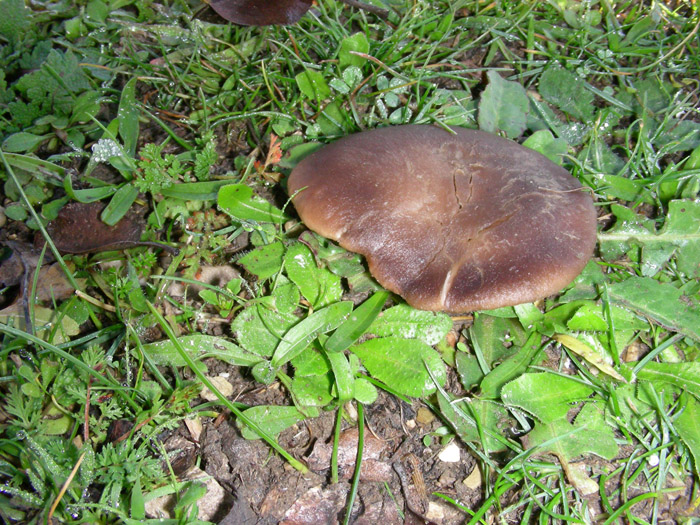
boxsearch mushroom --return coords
[208,0,313,26]
[287,125,597,313]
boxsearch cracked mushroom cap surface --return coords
[287,125,597,313]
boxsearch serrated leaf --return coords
[636,362,700,397]
[538,67,595,121]
[501,372,594,423]
[237,405,306,440]
[599,200,700,278]
[525,405,618,462]
[607,277,700,342]
[350,337,446,397]
[478,71,529,139]
[218,183,289,224]
[0,0,30,41]
[142,334,262,367]
[284,242,343,309]
[272,301,353,367]
[368,304,451,346]
[238,241,285,280]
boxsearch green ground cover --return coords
[0,0,699,523]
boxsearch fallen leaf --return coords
[43,201,145,254]
[208,0,313,26]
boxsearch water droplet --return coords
[91,138,123,163]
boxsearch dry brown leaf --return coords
[44,202,145,254]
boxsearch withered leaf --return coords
[208,0,313,26]
[44,201,145,254]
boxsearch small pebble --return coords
[416,407,435,425]
[438,442,461,463]
[464,465,482,489]
[200,376,234,401]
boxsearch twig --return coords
[338,0,389,19]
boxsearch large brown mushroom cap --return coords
[288,125,597,313]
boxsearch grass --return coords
[1,0,699,523]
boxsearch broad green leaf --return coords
[101,184,138,225]
[292,373,334,408]
[368,304,451,346]
[325,291,389,353]
[522,129,569,165]
[338,33,369,69]
[160,180,231,200]
[237,241,285,280]
[237,405,306,440]
[291,345,331,377]
[477,70,529,139]
[231,302,300,357]
[284,242,343,309]
[675,394,700,473]
[271,301,353,367]
[2,132,47,153]
[636,362,700,397]
[295,70,331,101]
[271,281,300,314]
[501,372,594,422]
[350,337,446,397]
[218,184,289,224]
[353,377,378,404]
[141,334,262,367]
[524,403,618,461]
[607,277,700,342]
[538,67,595,121]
